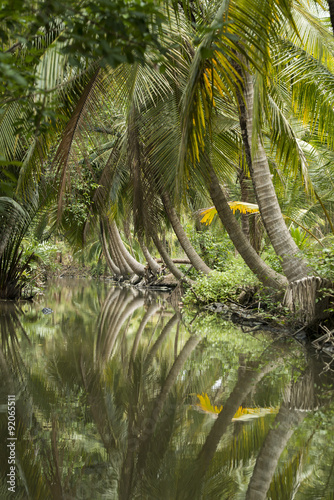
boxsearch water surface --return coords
[0,279,333,499]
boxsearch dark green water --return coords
[0,279,333,499]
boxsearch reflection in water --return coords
[0,280,334,499]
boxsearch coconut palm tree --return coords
[3,0,334,317]
[172,0,334,320]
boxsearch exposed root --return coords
[283,276,333,324]
[312,325,334,373]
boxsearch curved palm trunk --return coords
[128,303,161,375]
[100,220,121,276]
[145,313,180,366]
[208,163,287,289]
[106,220,133,276]
[246,405,306,500]
[136,334,201,473]
[138,236,161,273]
[182,354,280,500]
[240,72,309,282]
[161,191,212,275]
[246,367,314,500]
[151,232,194,285]
[110,221,146,277]
[103,219,142,277]
[111,230,135,276]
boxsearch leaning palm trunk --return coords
[240,72,309,283]
[100,220,121,276]
[151,232,194,285]
[161,192,212,275]
[138,236,161,274]
[207,163,287,289]
[246,368,314,500]
[102,218,143,277]
[112,236,133,276]
[246,405,306,500]
[109,221,146,277]
[128,303,161,375]
[103,217,131,274]
[183,354,280,500]
[136,334,201,473]
[106,221,133,276]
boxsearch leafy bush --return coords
[290,226,313,250]
[183,258,258,305]
[19,239,61,288]
[307,246,334,281]
[262,247,283,274]
[189,230,234,270]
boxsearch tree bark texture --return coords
[238,165,251,240]
[109,220,146,277]
[239,72,309,282]
[138,236,161,273]
[208,163,287,289]
[151,232,194,285]
[161,191,212,275]
[283,276,334,324]
[156,258,191,264]
[106,221,133,276]
[100,220,121,276]
[246,405,305,500]
[327,0,334,35]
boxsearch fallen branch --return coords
[156,258,191,264]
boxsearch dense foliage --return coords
[1,0,334,325]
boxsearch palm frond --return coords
[53,67,101,219]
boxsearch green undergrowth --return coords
[183,257,258,305]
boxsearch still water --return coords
[0,279,333,499]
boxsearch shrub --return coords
[189,230,234,270]
[183,257,258,305]
[307,246,334,281]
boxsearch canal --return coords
[0,279,333,499]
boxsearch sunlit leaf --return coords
[196,393,278,420]
[200,201,260,225]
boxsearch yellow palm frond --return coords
[200,202,259,225]
[196,393,223,414]
[196,393,278,420]
[229,201,260,214]
[200,206,217,225]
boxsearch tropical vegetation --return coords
[2,0,334,325]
